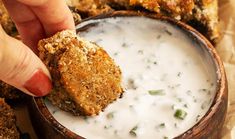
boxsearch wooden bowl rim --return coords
[32,10,227,139]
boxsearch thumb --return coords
[0,26,52,97]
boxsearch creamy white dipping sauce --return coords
[46,17,217,139]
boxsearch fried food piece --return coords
[98,0,219,43]
[0,81,25,100]
[71,10,82,25]
[66,0,113,18]
[0,98,20,139]
[192,0,219,43]
[38,30,123,116]
[0,0,17,36]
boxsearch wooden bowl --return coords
[28,11,228,139]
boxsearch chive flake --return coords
[148,90,165,96]
[159,123,165,128]
[129,125,138,137]
[174,109,187,120]
[106,112,114,119]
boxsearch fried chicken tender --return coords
[38,30,123,116]
[0,98,20,139]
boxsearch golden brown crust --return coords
[192,0,219,43]
[38,30,123,116]
[0,98,20,139]
[67,0,114,18]
[0,81,25,100]
[0,1,17,36]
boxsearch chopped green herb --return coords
[106,112,114,119]
[114,52,119,56]
[177,72,182,77]
[129,125,138,137]
[52,110,57,114]
[122,43,129,48]
[177,98,183,102]
[186,90,192,96]
[159,123,165,128]
[174,109,187,120]
[138,50,144,54]
[156,35,161,39]
[196,115,201,122]
[164,29,172,35]
[148,90,165,96]
[104,125,108,129]
[104,125,112,129]
[83,116,89,123]
[184,104,188,108]
[127,78,137,90]
[164,136,169,139]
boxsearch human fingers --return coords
[3,0,45,53]
[16,0,75,36]
[0,26,52,96]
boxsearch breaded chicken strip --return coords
[0,98,20,139]
[38,30,123,116]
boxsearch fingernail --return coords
[23,69,52,96]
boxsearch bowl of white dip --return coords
[29,11,228,139]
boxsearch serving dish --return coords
[28,11,228,139]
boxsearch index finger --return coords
[20,0,75,37]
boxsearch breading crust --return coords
[38,30,123,116]
[0,98,20,139]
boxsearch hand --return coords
[0,0,75,96]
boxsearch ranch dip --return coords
[46,16,217,139]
